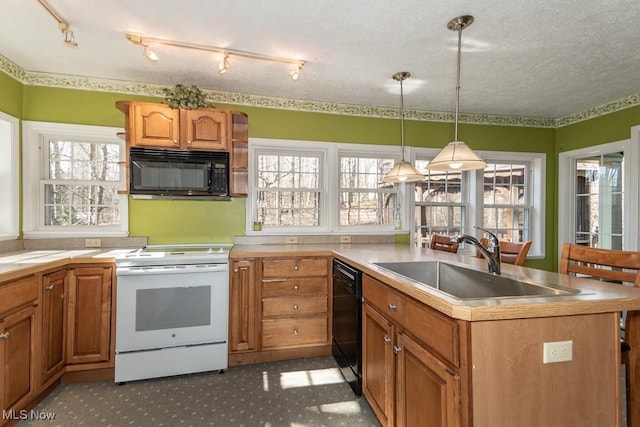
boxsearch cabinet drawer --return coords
[262,296,327,318]
[262,257,328,278]
[262,277,327,297]
[0,275,38,316]
[364,275,460,367]
[262,316,328,349]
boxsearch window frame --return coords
[0,111,20,241]
[22,121,128,238]
[247,138,407,235]
[412,149,546,258]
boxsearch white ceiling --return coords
[2,0,640,119]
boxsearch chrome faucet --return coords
[451,226,501,275]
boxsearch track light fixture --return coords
[37,0,78,47]
[218,52,230,74]
[125,32,305,80]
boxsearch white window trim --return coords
[411,149,546,258]
[247,137,408,235]
[0,111,20,241]
[22,121,128,238]
[558,126,639,256]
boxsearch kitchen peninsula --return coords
[232,242,640,427]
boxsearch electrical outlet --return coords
[543,340,573,363]
[285,236,298,244]
[85,238,102,248]
[339,236,352,243]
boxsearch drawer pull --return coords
[293,329,299,336]
[393,345,402,355]
[45,285,55,291]
[293,285,299,291]
[383,336,391,344]
[388,303,397,311]
[0,332,9,340]
[293,265,299,271]
[293,304,299,310]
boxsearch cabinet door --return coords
[0,305,36,414]
[66,267,112,365]
[41,269,67,384]
[181,109,228,150]
[395,332,461,427]
[363,304,395,427]
[229,259,257,353]
[132,103,180,148]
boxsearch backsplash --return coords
[233,234,395,245]
[0,236,148,254]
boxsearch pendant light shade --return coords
[382,71,424,184]
[428,15,486,172]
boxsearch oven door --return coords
[115,263,228,352]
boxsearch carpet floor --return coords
[17,357,380,427]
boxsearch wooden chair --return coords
[559,243,640,426]
[475,238,532,266]
[429,234,459,253]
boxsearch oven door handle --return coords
[116,264,228,275]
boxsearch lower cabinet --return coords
[40,269,67,386]
[362,274,463,427]
[229,259,257,353]
[0,275,38,424]
[66,266,113,365]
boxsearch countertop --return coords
[0,248,133,281]
[233,242,640,321]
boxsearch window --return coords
[414,158,466,246]
[481,163,529,242]
[255,150,322,228]
[0,111,19,240]
[558,126,639,253]
[248,138,403,234]
[413,150,545,258]
[339,153,397,227]
[23,121,128,238]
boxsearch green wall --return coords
[4,70,637,271]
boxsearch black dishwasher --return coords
[332,258,362,395]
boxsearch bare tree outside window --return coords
[44,139,120,227]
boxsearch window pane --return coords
[339,192,393,226]
[43,183,120,226]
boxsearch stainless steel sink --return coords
[373,261,580,300]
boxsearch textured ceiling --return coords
[2,0,640,119]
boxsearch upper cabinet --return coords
[116,101,229,151]
[230,111,249,197]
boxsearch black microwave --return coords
[129,147,229,198]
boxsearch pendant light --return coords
[428,15,486,171]
[382,71,424,184]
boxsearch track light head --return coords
[143,45,158,62]
[218,52,230,74]
[290,63,303,81]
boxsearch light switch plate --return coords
[85,238,102,248]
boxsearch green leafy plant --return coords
[163,84,210,109]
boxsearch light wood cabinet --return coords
[362,274,463,427]
[117,101,229,151]
[40,269,67,386]
[229,111,248,197]
[229,259,257,353]
[66,266,112,365]
[0,275,38,422]
[260,257,329,350]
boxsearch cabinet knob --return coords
[293,265,299,271]
[293,304,299,310]
[173,139,179,145]
[293,329,299,336]
[388,303,397,311]
[383,336,391,344]
[187,140,192,145]
[293,285,299,291]
[393,345,402,355]
[234,268,238,273]
[0,332,9,340]
[45,284,55,291]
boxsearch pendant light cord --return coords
[400,77,406,162]
[454,23,462,142]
